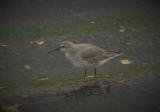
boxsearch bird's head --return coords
[59,41,74,52]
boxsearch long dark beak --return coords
[48,46,61,54]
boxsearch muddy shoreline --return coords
[0,74,160,112]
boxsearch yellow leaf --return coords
[0,44,8,47]
[89,21,95,24]
[39,77,49,80]
[35,40,44,45]
[24,64,31,70]
[87,75,95,78]
[119,29,126,32]
[120,59,131,64]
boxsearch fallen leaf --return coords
[1,104,21,112]
[24,64,31,70]
[119,29,126,32]
[89,21,95,24]
[120,59,131,64]
[0,44,8,47]
[87,75,95,78]
[35,40,44,45]
[39,77,49,80]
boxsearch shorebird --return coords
[48,41,122,78]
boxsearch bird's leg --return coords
[94,68,97,78]
[84,68,87,79]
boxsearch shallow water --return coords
[0,75,160,112]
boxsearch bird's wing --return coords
[80,46,108,64]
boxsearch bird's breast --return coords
[65,53,83,67]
